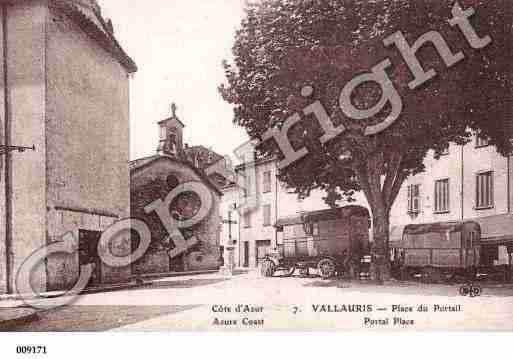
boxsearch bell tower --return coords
[157,102,185,157]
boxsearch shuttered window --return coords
[407,184,421,213]
[262,171,272,193]
[434,179,450,213]
[476,171,494,209]
[263,204,271,227]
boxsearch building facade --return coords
[130,109,223,275]
[390,133,513,266]
[220,158,367,269]
[184,145,227,189]
[222,132,513,270]
[0,0,137,294]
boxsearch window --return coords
[262,171,272,193]
[167,133,177,154]
[263,204,271,227]
[434,179,450,213]
[440,147,449,155]
[312,222,320,236]
[476,171,494,209]
[160,126,167,139]
[166,175,179,190]
[243,212,251,228]
[476,134,489,148]
[407,184,421,214]
[170,191,202,220]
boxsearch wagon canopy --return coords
[275,215,303,229]
[403,221,477,236]
[389,225,408,248]
[390,220,480,248]
[473,214,513,245]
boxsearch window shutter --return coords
[407,185,412,212]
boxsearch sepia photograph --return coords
[1,0,513,354]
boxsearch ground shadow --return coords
[302,277,513,297]
[141,278,228,290]
[3,305,201,332]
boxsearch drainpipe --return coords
[237,203,241,267]
[506,155,511,213]
[274,161,278,248]
[2,4,12,294]
[461,144,464,221]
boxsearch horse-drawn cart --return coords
[390,220,481,282]
[261,206,370,279]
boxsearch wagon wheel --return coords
[260,259,276,277]
[284,265,296,277]
[318,258,336,280]
[299,267,309,277]
[422,266,445,284]
[459,284,470,296]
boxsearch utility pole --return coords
[221,209,238,246]
[221,204,238,274]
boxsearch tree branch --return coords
[352,158,375,209]
[386,167,408,214]
[382,151,403,206]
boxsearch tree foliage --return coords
[220,0,513,278]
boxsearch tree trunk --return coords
[370,205,391,283]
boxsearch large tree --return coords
[220,0,513,280]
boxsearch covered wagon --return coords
[261,206,370,279]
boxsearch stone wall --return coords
[45,208,129,290]
[43,4,132,288]
[0,1,132,294]
[45,5,131,218]
[0,2,48,294]
[133,251,169,275]
[131,158,222,274]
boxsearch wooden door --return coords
[78,230,102,287]
[243,242,249,267]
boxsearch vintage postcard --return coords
[1,0,513,347]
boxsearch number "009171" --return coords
[16,346,47,355]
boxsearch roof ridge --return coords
[50,0,137,73]
[130,155,223,196]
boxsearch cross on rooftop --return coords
[171,102,177,118]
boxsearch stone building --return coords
[130,107,223,274]
[0,0,136,294]
[184,145,227,188]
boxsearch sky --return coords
[99,0,249,160]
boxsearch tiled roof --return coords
[128,155,159,171]
[129,154,223,196]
